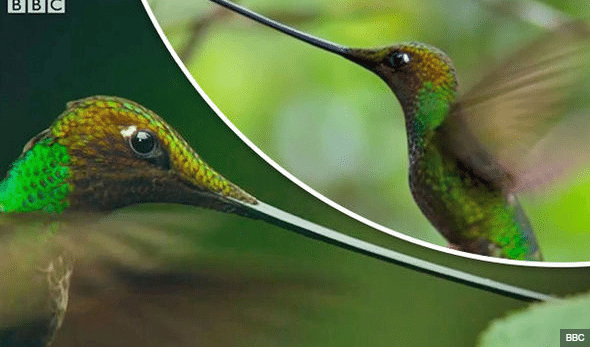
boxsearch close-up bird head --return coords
[0,96,256,215]
[346,43,459,134]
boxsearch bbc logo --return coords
[7,0,65,13]
[561,329,590,346]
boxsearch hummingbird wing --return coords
[444,20,590,192]
[0,210,346,347]
[1,204,557,346]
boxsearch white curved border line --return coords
[140,0,589,268]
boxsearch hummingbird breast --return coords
[407,132,541,260]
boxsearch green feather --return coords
[0,138,71,214]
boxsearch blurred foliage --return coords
[478,290,590,346]
[151,0,590,262]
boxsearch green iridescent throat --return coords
[0,138,71,213]
[411,81,455,140]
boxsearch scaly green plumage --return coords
[51,96,256,211]
[414,130,539,259]
[0,138,71,213]
[1,95,256,214]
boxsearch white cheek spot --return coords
[402,53,410,63]
[120,125,137,138]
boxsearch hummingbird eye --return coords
[389,52,411,69]
[128,129,171,170]
[130,130,157,156]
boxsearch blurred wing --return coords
[0,206,557,346]
[480,0,574,30]
[445,20,590,192]
[0,211,345,347]
[0,214,66,346]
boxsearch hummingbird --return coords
[0,95,354,346]
[0,95,258,346]
[207,0,590,261]
[0,95,555,346]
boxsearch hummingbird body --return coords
[208,0,590,260]
[412,128,538,259]
[0,132,73,345]
[355,44,540,259]
[0,215,70,347]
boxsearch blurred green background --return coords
[2,1,590,346]
[150,0,590,262]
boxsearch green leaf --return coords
[478,292,590,346]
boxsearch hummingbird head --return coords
[345,43,458,134]
[203,0,459,137]
[349,44,457,110]
[0,96,256,214]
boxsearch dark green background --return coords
[1,1,590,346]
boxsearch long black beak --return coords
[208,0,355,57]
[233,199,555,303]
